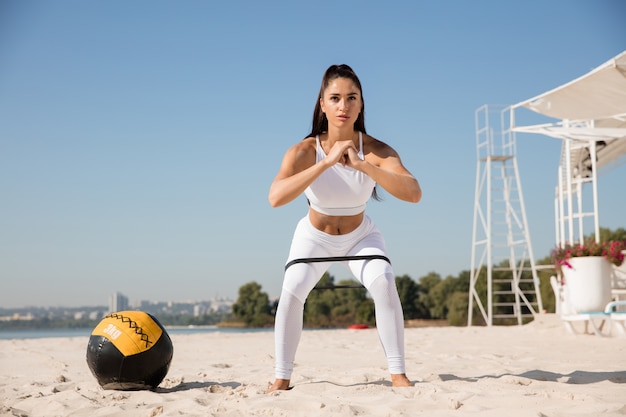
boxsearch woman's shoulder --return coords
[284,136,316,159]
[293,136,317,151]
[363,133,396,155]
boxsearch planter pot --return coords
[562,256,612,313]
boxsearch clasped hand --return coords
[326,140,363,169]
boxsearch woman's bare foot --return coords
[266,379,291,393]
[391,373,414,387]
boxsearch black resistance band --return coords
[284,254,392,290]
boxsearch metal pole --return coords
[590,140,600,243]
[557,163,565,246]
[565,138,574,245]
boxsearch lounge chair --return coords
[605,300,626,337]
[551,276,626,337]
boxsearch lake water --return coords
[0,326,273,340]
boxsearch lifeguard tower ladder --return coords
[469,105,543,326]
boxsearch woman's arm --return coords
[269,142,316,207]
[269,138,362,207]
[268,138,343,207]
[346,138,421,203]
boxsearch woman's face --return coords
[320,77,362,128]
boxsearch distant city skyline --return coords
[0,294,235,324]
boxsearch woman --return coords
[267,64,422,392]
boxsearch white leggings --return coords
[274,215,406,380]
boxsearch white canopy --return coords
[511,50,626,175]
[516,50,626,121]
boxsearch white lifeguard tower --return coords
[469,50,626,326]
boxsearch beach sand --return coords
[1,314,625,417]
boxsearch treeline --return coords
[232,227,625,328]
[230,270,500,328]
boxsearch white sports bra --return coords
[304,132,376,216]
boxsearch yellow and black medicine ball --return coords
[86,311,173,390]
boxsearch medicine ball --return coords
[86,311,173,390]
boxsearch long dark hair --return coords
[305,64,366,138]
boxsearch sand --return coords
[1,314,625,417]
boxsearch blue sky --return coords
[1,1,625,309]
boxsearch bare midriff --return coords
[308,208,364,235]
